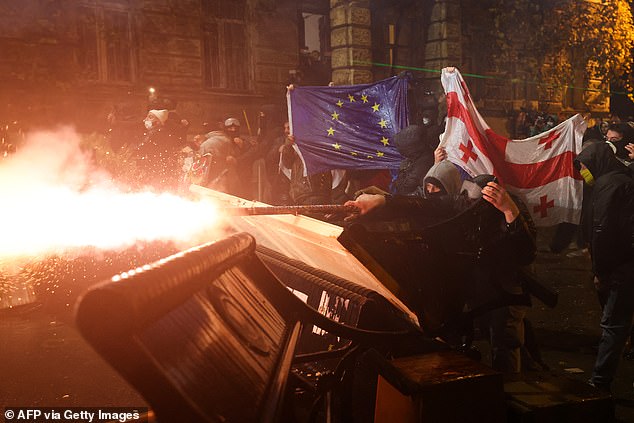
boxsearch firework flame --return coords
[0,127,224,259]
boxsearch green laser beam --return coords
[354,60,631,96]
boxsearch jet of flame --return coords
[0,127,224,259]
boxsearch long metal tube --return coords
[223,204,355,216]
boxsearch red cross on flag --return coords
[439,67,586,226]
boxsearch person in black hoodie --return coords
[575,142,634,392]
[605,122,634,170]
[391,125,436,195]
[346,162,536,372]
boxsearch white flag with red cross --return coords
[439,67,586,226]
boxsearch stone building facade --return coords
[0,0,611,143]
[333,0,612,135]
[0,0,307,138]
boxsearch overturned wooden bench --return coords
[75,232,421,422]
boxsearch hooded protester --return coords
[391,125,436,195]
[605,122,634,170]
[345,163,536,373]
[423,166,537,373]
[575,142,634,393]
[421,160,464,198]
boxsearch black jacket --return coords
[384,185,536,271]
[281,143,331,205]
[392,125,435,195]
[575,142,634,282]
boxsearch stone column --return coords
[330,0,373,85]
[424,0,462,89]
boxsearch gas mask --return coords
[144,119,153,129]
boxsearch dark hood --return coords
[394,125,430,159]
[423,160,463,197]
[575,142,630,179]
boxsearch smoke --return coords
[2,127,104,188]
[0,127,225,259]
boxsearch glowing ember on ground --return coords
[0,127,225,259]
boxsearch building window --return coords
[76,5,135,83]
[202,0,250,91]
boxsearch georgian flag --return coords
[439,68,586,226]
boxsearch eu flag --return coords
[287,75,409,175]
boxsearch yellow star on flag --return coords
[348,94,356,102]
[378,119,388,128]
[336,100,344,107]
[380,137,390,146]
[361,94,368,103]
[333,143,341,150]
[351,152,358,156]
[331,111,339,120]
[367,155,374,159]
[327,127,335,136]
[372,103,380,112]
[377,151,384,157]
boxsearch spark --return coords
[0,127,224,258]
[0,127,229,311]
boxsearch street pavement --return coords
[2,226,634,421]
[520,226,634,422]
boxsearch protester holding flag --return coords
[284,75,410,208]
[286,74,409,176]
[346,161,537,373]
[438,67,586,228]
[280,131,332,206]
[575,142,634,393]
[391,124,436,195]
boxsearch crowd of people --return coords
[346,111,634,390]
[101,89,634,392]
[106,96,403,211]
[513,110,560,138]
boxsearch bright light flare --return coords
[1,186,222,257]
[0,127,225,259]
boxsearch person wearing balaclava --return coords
[417,88,442,132]
[345,164,537,373]
[605,122,634,170]
[391,125,436,195]
[575,142,634,393]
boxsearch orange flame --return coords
[0,128,224,259]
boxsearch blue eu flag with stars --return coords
[287,75,409,175]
